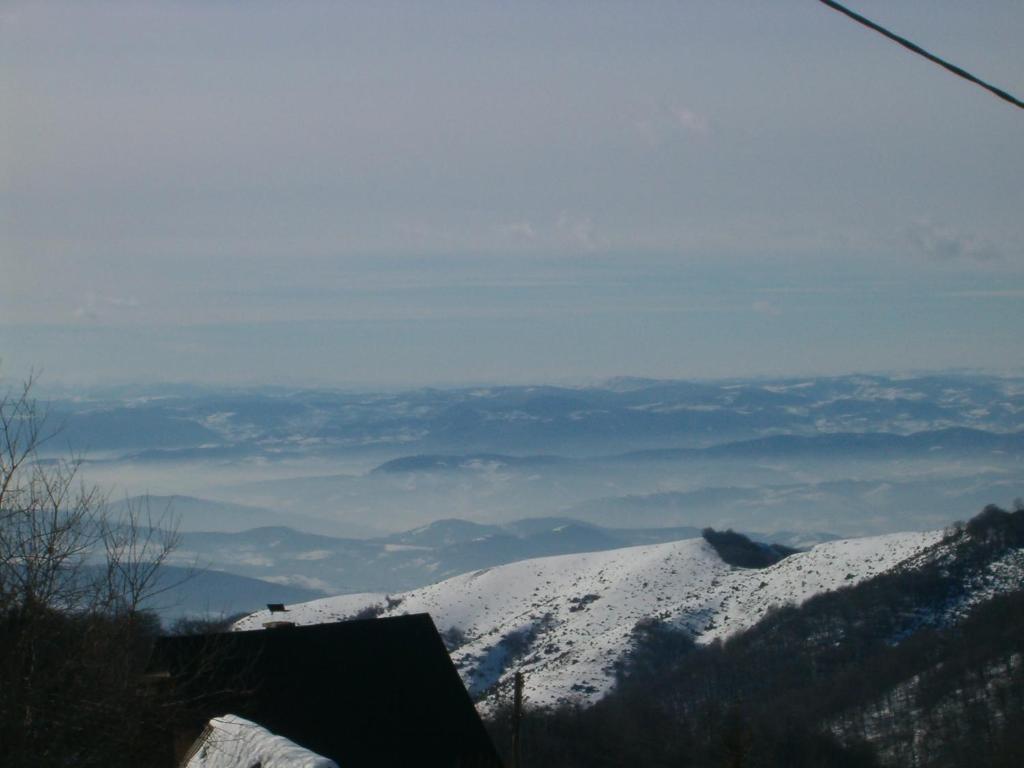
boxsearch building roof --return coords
[154,613,502,768]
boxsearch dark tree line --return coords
[701,528,797,569]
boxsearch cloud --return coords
[751,300,782,317]
[907,220,1002,263]
[670,107,710,137]
[106,296,140,309]
[74,300,98,321]
[497,221,537,241]
[74,292,140,322]
[631,117,659,147]
[556,211,598,251]
[632,105,712,146]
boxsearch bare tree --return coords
[0,377,183,766]
[0,375,179,616]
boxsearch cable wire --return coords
[816,0,1023,110]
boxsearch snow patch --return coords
[294,550,333,561]
[185,714,337,768]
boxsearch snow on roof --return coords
[184,714,338,768]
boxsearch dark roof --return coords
[153,613,502,768]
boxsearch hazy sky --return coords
[2,1,1022,388]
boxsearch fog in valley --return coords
[27,372,1016,615]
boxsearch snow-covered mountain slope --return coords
[235,530,942,709]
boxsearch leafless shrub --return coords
[0,377,187,766]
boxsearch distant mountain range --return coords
[562,472,1024,533]
[142,565,324,622]
[47,373,1024,460]
[53,374,1023,541]
[368,427,1024,474]
[617,426,1024,461]
[105,494,339,535]
[184,425,1022,538]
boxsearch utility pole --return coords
[511,671,524,768]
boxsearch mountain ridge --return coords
[367,427,1024,475]
[235,526,952,708]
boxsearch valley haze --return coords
[17,371,1014,620]
[49,372,1022,538]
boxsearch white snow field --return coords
[184,714,337,768]
[236,531,943,709]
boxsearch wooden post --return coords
[511,671,524,768]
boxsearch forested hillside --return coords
[485,505,1024,767]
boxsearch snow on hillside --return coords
[235,531,942,709]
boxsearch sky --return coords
[2,1,1022,389]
